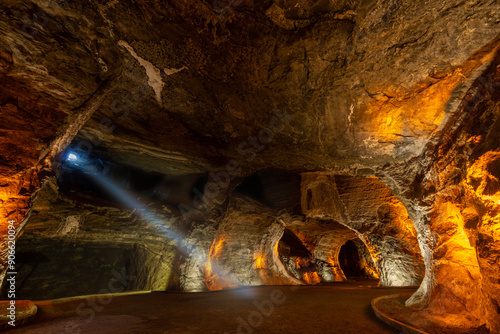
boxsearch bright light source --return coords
[68,153,77,161]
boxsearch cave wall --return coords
[282,217,362,283]
[4,177,181,299]
[0,78,67,283]
[466,151,500,332]
[385,51,500,332]
[352,238,380,280]
[0,0,499,331]
[301,172,424,286]
[179,223,217,292]
[334,175,424,286]
[204,195,301,290]
[11,168,426,298]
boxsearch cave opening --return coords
[277,228,319,283]
[233,168,302,212]
[338,239,366,279]
[57,149,206,209]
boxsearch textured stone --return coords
[400,55,500,332]
[5,178,181,299]
[0,0,499,331]
[179,223,217,292]
[205,194,301,290]
[300,172,424,286]
[282,217,369,283]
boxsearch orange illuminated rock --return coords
[464,150,500,332]
[204,195,301,291]
[401,51,500,332]
[300,172,423,287]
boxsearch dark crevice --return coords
[233,168,301,211]
[338,239,364,278]
[279,228,312,258]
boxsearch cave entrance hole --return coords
[277,228,319,282]
[338,239,367,279]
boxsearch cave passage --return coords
[58,150,206,208]
[338,240,366,278]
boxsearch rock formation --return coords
[0,0,499,332]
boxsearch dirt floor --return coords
[7,281,416,334]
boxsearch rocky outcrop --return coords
[466,150,500,332]
[179,223,217,292]
[282,217,368,283]
[390,52,500,332]
[10,170,423,297]
[205,195,301,290]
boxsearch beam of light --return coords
[74,161,242,291]
[90,172,186,246]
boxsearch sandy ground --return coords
[6,282,416,334]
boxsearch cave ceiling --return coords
[1,0,498,177]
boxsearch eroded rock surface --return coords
[4,178,181,299]
[0,0,499,331]
[301,172,424,286]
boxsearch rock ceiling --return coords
[0,0,497,176]
[1,0,500,332]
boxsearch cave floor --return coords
[9,282,417,334]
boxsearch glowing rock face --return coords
[403,63,500,331]
[464,150,500,331]
[405,150,500,330]
[203,196,302,291]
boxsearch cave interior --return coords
[0,0,500,333]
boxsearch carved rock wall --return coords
[397,53,500,332]
[204,195,301,290]
[301,172,424,287]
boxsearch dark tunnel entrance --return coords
[338,240,365,278]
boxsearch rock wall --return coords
[0,80,67,283]
[389,51,500,332]
[179,223,217,292]
[0,1,498,331]
[466,150,500,332]
[9,169,414,297]
[204,195,301,290]
[2,178,181,299]
[282,217,360,283]
[352,238,380,280]
[301,172,424,287]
